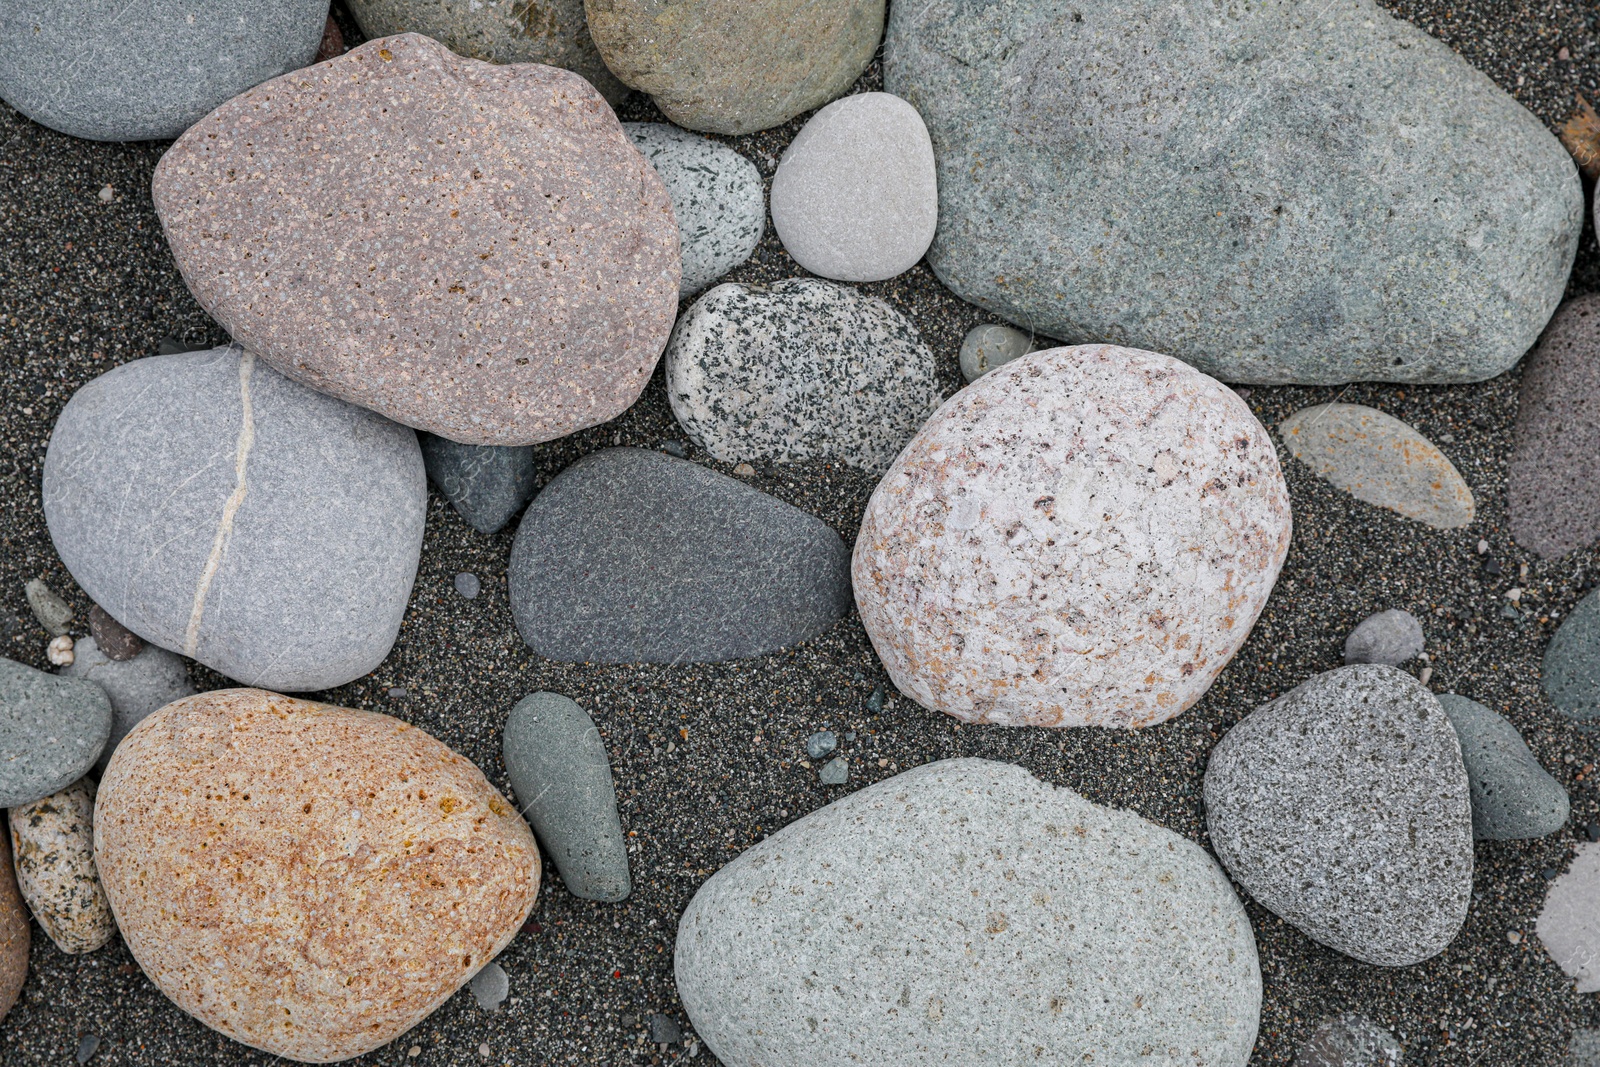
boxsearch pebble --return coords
[469,962,510,1012]
[152,34,680,447]
[24,578,72,636]
[47,635,75,666]
[62,636,195,777]
[1437,694,1569,840]
[805,731,837,760]
[509,449,852,664]
[958,324,1033,383]
[666,280,941,474]
[770,93,938,282]
[87,605,142,661]
[1279,404,1475,529]
[0,656,111,807]
[95,689,540,1062]
[650,1014,681,1045]
[43,345,427,692]
[0,834,28,1023]
[1204,665,1473,965]
[854,344,1291,728]
[1343,609,1425,666]
[675,759,1260,1065]
[455,573,482,600]
[1536,841,1600,992]
[9,779,115,955]
[420,435,539,536]
[587,0,885,134]
[1570,1030,1600,1067]
[502,692,631,903]
[75,1035,100,1064]
[1295,1015,1403,1067]
[625,123,765,297]
[1540,586,1600,720]
[0,0,328,141]
[882,0,1581,384]
[818,757,849,785]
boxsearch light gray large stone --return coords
[1537,841,1600,993]
[1204,665,1473,965]
[43,346,427,692]
[1437,694,1568,841]
[62,637,195,777]
[883,0,1581,385]
[676,758,1261,1067]
[0,658,111,808]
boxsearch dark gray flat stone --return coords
[1541,587,1600,721]
[62,637,194,777]
[0,657,111,808]
[420,435,539,536]
[1438,694,1568,840]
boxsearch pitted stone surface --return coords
[852,345,1291,729]
[63,637,195,777]
[11,779,115,955]
[0,833,28,1022]
[153,34,680,446]
[675,758,1261,1067]
[1204,665,1473,966]
[95,689,541,1062]
[1438,694,1569,841]
[1543,586,1600,721]
[1538,841,1600,993]
[0,657,112,808]
[666,280,942,474]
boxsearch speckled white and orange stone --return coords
[9,779,115,955]
[94,689,540,1063]
[852,344,1292,729]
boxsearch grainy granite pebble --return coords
[1439,693,1569,840]
[1343,608,1425,666]
[1537,841,1600,993]
[62,637,194,777]
[420,436,539,536]
[0,657,111,807]
[10,779,114,955]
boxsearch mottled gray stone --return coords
[818,757,849,785]
[420,435,538,536]
[1569,1029,1600,1067]
[883,0,1581,385]
[1204,664,1473,965]
[666,280,941,474]
[454,573,481,600]
[503,692,630,902]
[675,758,1261,1067]
[0,658,111,808]
[958,324,1033,383]
[770,93,937,283]
[469,961,510,1011]
[1538,841,1600,993]
[1343,609,1425,666]
[1295,1015,1403,1067]
[1541,587,1600,721]
[649,1014,680,1045]
[43,346,427,692]
[9,779,115,954]
[1437,694,1569,841]
[0,0,328,142]
[805,731,837,759]
[24,580,71,637]
[624,123,764,298]
[62,637,194,777]
[510,449,852,663]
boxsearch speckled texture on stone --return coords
[958,323,1033,383]
[1280,404,1476,529]
[675,758,1261,1067]
[62,637,194,777]
[853,344,1291,729]
[1204,665,1473,966]
[1509,295,1600,559]
[666,279,942,474]
[586,0,885,135]
[94,689,541,1062]
[152,33,680,447]
[510,448,852,663]
[0,0,328,142]
[1343,608,1425,666]
[1570,1030,1600,1067]
[420,435,539,536]
[0,657,111,808]
[344,0,628,103]
[10,779,115,956]
[503,692,630,902]
[43,346,426,692]
[883,0,1581,385]
[1537,841,1600,993]
[0,834,27,1023]
[770,92,937,283]
[1540,586,1600,721]
[1295,1014,1403,1066]
[1437,694,1569,840]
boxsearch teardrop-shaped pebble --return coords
[10,779,116,955]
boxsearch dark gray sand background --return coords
[2,2,1599,1063]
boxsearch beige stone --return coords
[0,832,29,1021]
[10,778,116,954]
[95,689,540,1063]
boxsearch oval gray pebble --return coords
[469,961,509,1012]
[454,573,481,600]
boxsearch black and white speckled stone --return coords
[0,657,110,808]
[420,435,539,536]
[9,779,114,955]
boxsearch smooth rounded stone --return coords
[1343,609,1425,666]
[1279,405,1475,529]
[649,1014,681,1045]
[510,448,852,663]
[62,637,195,778]
[1570,1030,1600,1067]
[666,280,942,475]
[770,93,937,283]
[817,757,849,785]
[0,657,112,808]
[153,33,680,447]
[24,578,71,636]
[10,779,116,955]
[420,435,539,536]
[624,123,764,298]
[1538,841,1600,993]
[1296,1015,1402,1067]
[96,689,540,1062]
[455,573,482,600]
[469,961,510,1012]
[959,324,1033,383]
[675,758,1261,1067]
[586,0,885,135]
[854,344,1290,729]
[0,834,28,1023]
[503,692,630,903]
[344,0,627,104]
[1438,694,1569,841]
[43,346,427,692]
[1540,587,1600,721]
[1509,295,1600,558]
[1204,665,1473,966]
[88,605,142,661]
[0,0,327,142]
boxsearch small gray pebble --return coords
[662,440,689,459]
[386,687,410,701]
[454,572,481,599]
[649,1014,681,1045]
[845,731,856,742]
[469,961,509,1012]
[76,1034,100,1064]
[621,1013,639,1028]
[819,757,849,785]
[1569,1029,1600,1067]
[1438,694,1568,840]
[1343,609,1424,666]
[24,579,72,637]
[867,686,884,714]
[1295,1014,1402,1066]
[959,323,1034,382]
[63,637,194,777]
[805,731,837,760]
[1502,604,1523,619]
[1588,823,1600,843]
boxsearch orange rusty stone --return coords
[0,831,27,1022]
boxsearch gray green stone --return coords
[1542,588,1600,720]
[0,657,111,808]
[958,324,1033,383]
[1437,694,1568,841]
[62,637,194,777]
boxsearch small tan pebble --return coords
[408,1047,421,1058]
[97,185,113,202]
[1418,666,1433,686]
[47,635,75,666]
[479,1042,491,1057]
[0,832,30,1021]
[10,779,116,954]
[1508,930,1523,944]
[733,462,756,477]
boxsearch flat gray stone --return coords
[883,0,1581,385]
[0,0,328,141]
[62,637,195,778]
[469,961,510,1012]
[24,579,71,637]
[675,758,1261,1067]
[1569,1029,1600,1067]
[770,92,937,283]
[625,123,765,298]
[959,324,1033,383]
[1537,841,1600,993]
[43,346,427,692]
[0,658,111,808]
[1204,664,1473,966]
[818,757,848,785]
[1295,1015,1403,1067]
[420,435,539,536]
[666,280,941,474]
[503,692,630,902]
[1541,587,1600,721]
[1343,609,1425,666]
[1437,694,1568,841]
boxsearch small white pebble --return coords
[1418,666,1433,686]
[479,1042,491,1057]
[1507,930,1522,944]
[1520,563,1529,580]
[1506,588,1522,603]
[97,184,114,202]
[1477,539,1488,555]
[47,635,75,666]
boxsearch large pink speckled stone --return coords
[852,345,1292,729]
[153,33,680,446]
